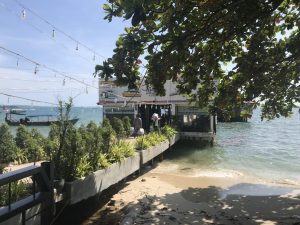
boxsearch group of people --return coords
[133,112,170,137]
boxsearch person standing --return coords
[152,113,160,131]
[133,113,142,137]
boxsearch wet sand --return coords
[80,165,300,225]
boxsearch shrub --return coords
[15,125,45,162]
[0,124,18,164]
[109,144,125,162]
[79,122,103,171]
[0,179,29,207]
[101,119,116,154]
[135,136,151,150]
[122,116,132,137]
[119,140,135,157]
[75,154,92,178]
[98,153,110,168]
[13,148,27,165]
[161,126,176,139]
[111,117,126,139]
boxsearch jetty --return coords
[98,79,216,143]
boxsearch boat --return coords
[5,109,79,126]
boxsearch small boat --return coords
[5,109,79,126]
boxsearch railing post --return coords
[40,162,54,225]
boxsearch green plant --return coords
[0,124,18,164]
[119,140,135,157]
[111,117,126,139]
[47,98,76,180]
[122,116,132,137]
[109,144,125,162]
[75,154,92,178]
[98,153,110,168]
[146,133,159,146]
[78,122,104,171]
[15,125,46,162]
[0,179,29,207]
[13,148,27,165]
[161,126,176,139]
[135,136,150,150]
[101,119,116,154]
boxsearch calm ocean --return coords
[0,106,103,136]
[159,108,300,186]
[1,106,299,186]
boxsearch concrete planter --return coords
[65,134,179,205]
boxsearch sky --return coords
[0,0,129,106]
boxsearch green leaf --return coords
[103,4,111,11]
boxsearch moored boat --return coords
[5,109,79,126]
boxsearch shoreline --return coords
[79,164,300,225]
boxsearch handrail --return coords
[0,165,41,186]
[0,162,54,225]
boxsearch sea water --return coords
[160,108,300,186]
[0,106,103,136]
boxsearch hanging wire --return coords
[0,45,131,101]
[0,2,99,65]
[0,92,58,105]
[12,0,107,60]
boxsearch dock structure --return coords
[98,79,216,143]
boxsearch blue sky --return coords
[0,0,128,106]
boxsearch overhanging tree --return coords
[95,0,300,119]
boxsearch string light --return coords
[93,54,96,61]
[52,29,55,38]
[21,8,26,19]
[62,78,66,86]
[34,64,39,75]
[12,0,107,60]
[76,43,79,51]
[16,58,19,67]
[0,46,132,101]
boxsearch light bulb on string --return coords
[21,8,26,19]
[93,54,96,61]
[16,58,19,67]
[34,65,39,75]
[76,43,79,51]
[62,78,66,86]
[52,29,55,38]
[7,97,10,104]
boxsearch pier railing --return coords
[0,162,54,225]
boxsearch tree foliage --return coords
[0,124,17,165]
[96,0,300,119]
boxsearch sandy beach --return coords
[79,164,300,225]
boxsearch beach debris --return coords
[141,178,146,182]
